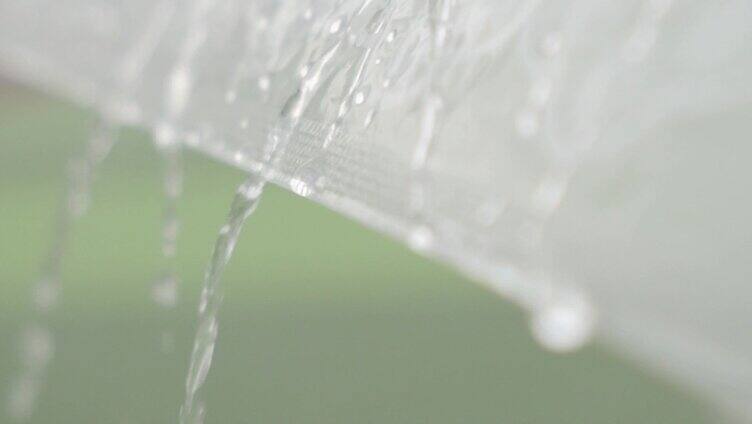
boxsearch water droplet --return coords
[530,296,595,353]
[353,91,366,105]
[162,219,180,257]
[67,159,92,217]
[167,65,192,116]
[289,178,313,197]
[224,90,237,104]
[22,326,53,367]
[152,275,178,308]
[386,30,396,43]
[364,109,376,128]
[197,287,209,316]
[7,377,34,421]
[154,123,177,149]
[329,18,343,34]
[33,278,59,312]
[257,75,270,92]
[239,119,249,129]
[408,225,434,252]
[189,337,215,393]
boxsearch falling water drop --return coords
[151,123,184,352]
[166,65,193,117]
[150,0,216,353]
[7,325,53,422]
[6,119,117,422]
[152,275,178,309]
[179,176,265,424]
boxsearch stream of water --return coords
[179,175,265,424]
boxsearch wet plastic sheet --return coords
[1,0,751,419]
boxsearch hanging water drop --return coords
[408,225,435,252]
[289,177,314,197]
[166,65,193,117]
[530,295,595,353]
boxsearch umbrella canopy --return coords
[1,0,750,419]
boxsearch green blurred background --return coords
[0,80,708,423]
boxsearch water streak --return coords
[152,134,183,353]
[179,175,265,424]
[406,0,454,251]
[150,0,218,352]
[6,119,117,422]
